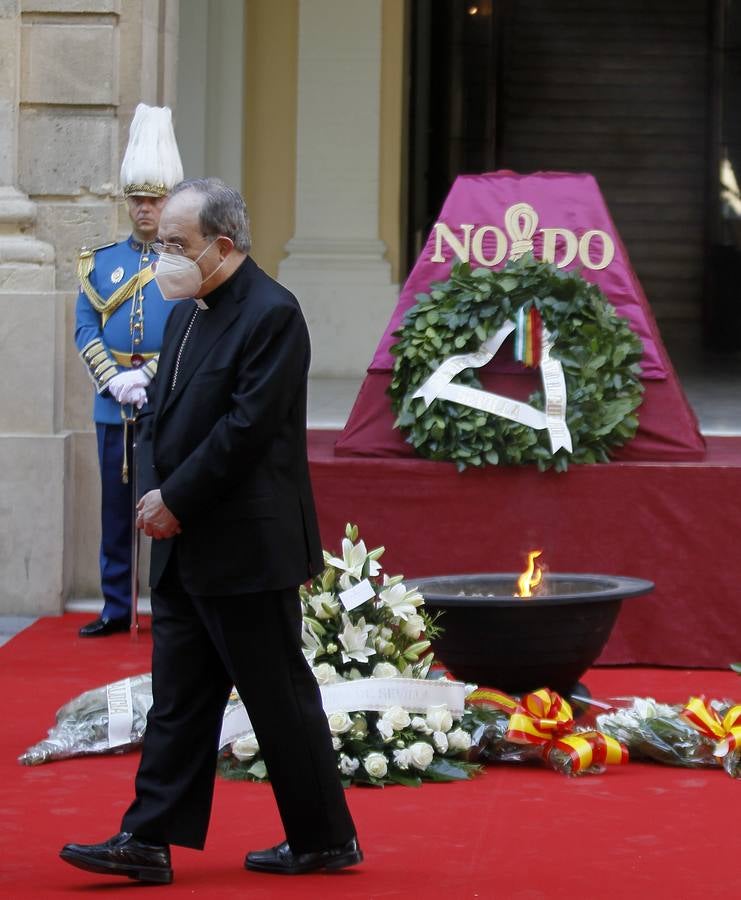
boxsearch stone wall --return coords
[0,0,177,614]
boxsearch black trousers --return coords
[121,560,355,851]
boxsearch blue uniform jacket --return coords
[75,235,174,425]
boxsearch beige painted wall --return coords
[243,0,298,278]
[243,0,405,282]
[379,0,406,283]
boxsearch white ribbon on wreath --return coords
[219,677,467,749]
[412,320,573,454]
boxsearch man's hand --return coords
[136,489,181,539]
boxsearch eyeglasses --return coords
[151,241,186,256]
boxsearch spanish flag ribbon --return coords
[514,305,543,368]
[552,731,628,772]
[681,697,741,757]
[505,688,626,773]
[506,688,575,744]
[466,687,519,714]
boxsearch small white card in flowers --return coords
[339,578,375,612]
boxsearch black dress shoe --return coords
[245,836,363,874]
[78,616,130,637]
[60,832,172,883]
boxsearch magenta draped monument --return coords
[336,171,704,462]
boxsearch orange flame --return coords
[515,550,543,597]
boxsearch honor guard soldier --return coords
[75,103,184,637]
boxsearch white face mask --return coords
[153,239,227,302]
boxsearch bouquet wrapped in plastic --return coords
[596,696,741,778]
[18,674,152,765]
[464,687,628,776]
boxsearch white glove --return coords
[125,385,148,409]
[108,368,151,406]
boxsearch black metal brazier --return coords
[412,574,654,695]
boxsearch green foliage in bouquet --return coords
[389,255,644,471]
[218,524,480,787]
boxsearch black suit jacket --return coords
[137,256,323,596]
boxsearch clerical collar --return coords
[198,256,250,310]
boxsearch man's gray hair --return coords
[171,177,251,252]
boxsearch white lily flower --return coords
[378,577,423,621]
[325,538,381,584]
[301,620,324,663]
[338,614,376,664]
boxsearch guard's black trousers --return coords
[121,561,355,851]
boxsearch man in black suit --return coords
[60,179,361,884]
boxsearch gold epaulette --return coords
[78,241,116,260]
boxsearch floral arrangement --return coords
[389,255,644,471]
[218,525,480,786]
[298,523,436,682]
[596,696,741,778]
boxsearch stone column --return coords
[277,0,397,377]
[0,0,179,615]
[0,0,64,616]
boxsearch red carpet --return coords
[2,614,740,898]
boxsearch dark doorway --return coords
[406,1,733,346]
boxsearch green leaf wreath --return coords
[388,255,645,471]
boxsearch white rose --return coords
[426,705,453,733]
[376,717,395,741]
[409,741,435,771]
[372,662,400,679]
[327,711,353,735]
[339,755,360,776]
[363,751,388,779]
[382,706,411,731]
[313,662,340,685]
[231,733,260,761]
[411,716,431,733]
[432,730,449,754]
[447,728,472,753]
[332,736,343,751]
[347,668,363,681]
[392,747,412,770]
[401,614,425,639]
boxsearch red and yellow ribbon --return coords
[466,687,519,713]
[681,697,741,757]
[506,688,575,743]
[552,730,628,770]
[467,686,627,773]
